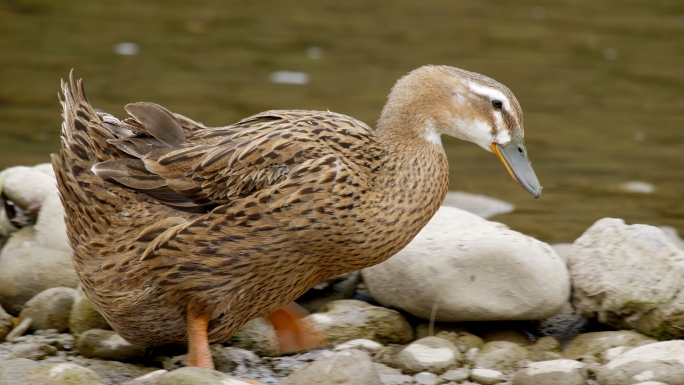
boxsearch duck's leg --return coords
[185,309,214,369]
[266,302,326,353]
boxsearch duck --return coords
[52,65,540,370]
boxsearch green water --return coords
[1,0,683,243]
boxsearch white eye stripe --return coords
[466,81,514,117]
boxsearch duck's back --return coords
[53,74,389,346]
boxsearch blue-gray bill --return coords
[491,129,541,198]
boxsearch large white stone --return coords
[362,206,570,321]
[568,218,684,338]
[34,193,70,252]
[441,191,514,218]
[596,341,684,385]
[0,226,78,315]
[512,359,587,385]
[0,166,57,211]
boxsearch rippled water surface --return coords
[1,0,683,242]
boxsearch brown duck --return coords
[53,65,540,370]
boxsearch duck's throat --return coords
[369,139,450,259]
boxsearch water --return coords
[1,0,683,243]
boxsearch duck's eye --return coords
[492,100,503,109]
[518,146,524,155]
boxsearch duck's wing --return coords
[92,104,382,213]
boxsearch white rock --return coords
[632,382,668,385]
[362,206,570,322]
[441,368,470,382]
[0,166,57,210]
[597,341,684,385]
[334,339,383,353]
[550,243,573,264]
[0,226,78,314]
[603,346,633,362]
[34,193,70,252]
[562,331,654,361]
[305,300,413,345]
[470,368,506,384]
[568,218,684,338]
[395,337,460,374]
[512,359,586,385]
[474,341,528,374]
[441,191,514,218]
[414,371,439,385]
[32,163,55,177]
[660,226,684,250]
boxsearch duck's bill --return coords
[490,130,541,198]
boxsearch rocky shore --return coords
[1,163,684,385]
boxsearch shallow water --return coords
[1,0,683,242]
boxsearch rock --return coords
[602,346,633,362]
[660,226,684,250]
[153,367,256,385]
[306,300,413,345]
[0,226,78,315]
[372,363,413,385]
[0,304,12,341]
[568,218,684,338]
[9,342,58,360]
[75,329,146,362]
[224,318,278,357]
[281,349,382,385]
[441,368,470,382]
[550,243,573,263]
[395,337,460,374]
[0,358,41,385]
[32,163,56,177]
[632,383,669,385]
[512,359,587,385]
[120,370,168,385]
[528,336,563,362]
[33,193,69,252]
[34,363,107,385]
[441,191,514,218]
[334,339,384,353]
[595,340,684,385]
[474,341,529,374]
[210,346,261,374]
[0,166,57,211]
[413,371,439,385]
[18,287,76,333]
[434,331,484,353]
[470,368,507,385]
[69,286,111,337]
[362,207,569,322]
[373,344,405,368]
[562,331,655,361]
[69,357,159,384]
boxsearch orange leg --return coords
[185,309,214,369]
[266,302,327,353]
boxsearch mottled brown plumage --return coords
[52,66,538,361]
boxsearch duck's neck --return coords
[365,119,450,260]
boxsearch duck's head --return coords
[379,65,542,198]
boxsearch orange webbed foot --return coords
[266,302,327,353]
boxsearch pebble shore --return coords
[2,163,684,385]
